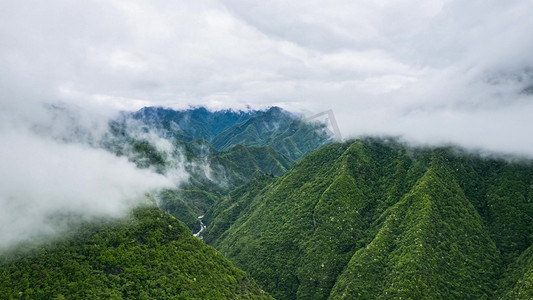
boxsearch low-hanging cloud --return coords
[0,0,532,153]
[0,102,187,250]
[0,128,172,248]
[2,0,532,156]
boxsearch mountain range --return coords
[126,106,333,161]
[2,106,532,299]
[0,105,332,299]
[105,106,332,232]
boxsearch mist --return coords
[2,0,532,156]
[0,103,185,250]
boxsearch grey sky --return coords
[1,0,533,155]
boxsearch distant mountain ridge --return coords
[130,106,259,142]
[127,106,333,161]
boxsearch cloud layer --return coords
[1,0,533,156]
[0,127,173,249]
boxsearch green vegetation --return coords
[206,138,533,299]
[203,175,278,244]
[104,106,329,232]
[330,155,499,299]
[499,245,533,299]
[158,189,219,232]
[212,107,332,161]
[129,106,332,161]
[208,145,294,188]
[157,144,294,232]
[0,207,272,299]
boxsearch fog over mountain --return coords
[2,3,533,298]
[0,103,183,249]
[1,0,533,248]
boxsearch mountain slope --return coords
[330,156,499,299]
[124,106,332,162]
[206,138,533,299]
[209,144,294,187]
[203,175,279,245]
[499,244,533,299]
[0,207,272,299]
[158,144,294,232]
[212,107,332,160]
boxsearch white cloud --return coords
[0,126,173,249]
[1,0,533,156]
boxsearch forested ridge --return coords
[0,207,272,299]
[206,138,533,299]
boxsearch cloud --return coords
[0,126,174,249]
[1,0,533,157]
[0,99,185,249]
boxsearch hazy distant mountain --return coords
[211,106,333,160]
[0,206,272,299]
[130,106,259,142]
[205,138,533,299]
[126,106,333,161]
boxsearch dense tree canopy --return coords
[0,207,272,299]
[206,138,533,299]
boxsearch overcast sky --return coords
[1,0,533,154]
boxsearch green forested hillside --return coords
[203,175,279,244]
[206,138,533,299]
[209,144,294,187]
[0,207,272,300]
[499,245,533,299]
[158,144,294,232]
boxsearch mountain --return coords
[103,106,328,232]
[0,206,272,299]
[126,106,333,161]
[205,138,533,299]
[211,107,332,160]
[157,143,294,232]
[129,106,258,142]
